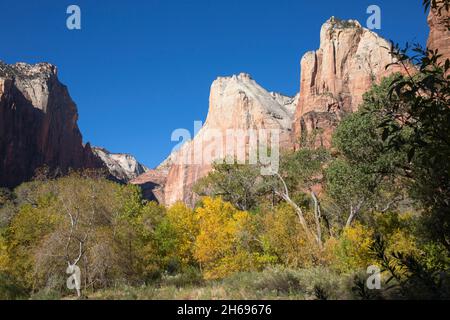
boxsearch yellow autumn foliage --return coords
[334,222,376,273]
[165,202,198,266]
[0,235,8,272]
[194,197,263,280]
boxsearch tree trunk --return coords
[311,191,323,248]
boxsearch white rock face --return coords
[133,73,299,206]
[205,73,296,132]
[161,73,299,206]
[93,147,149,182]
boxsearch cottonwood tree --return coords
[378,46,450,252]
[325,76,408,229]
[269,149,331,248]
[194,162,272,211]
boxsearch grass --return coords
[84,267,356,300]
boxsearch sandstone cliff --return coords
[0,61,103,188]
[132,12,450,207]
[293,17,405,148]
[134,73,298,206]
[134,17,411,206]
[427,7,450,62]
[92,147,149,183]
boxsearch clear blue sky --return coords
[0,0,429,169]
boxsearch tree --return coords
[378,37,450,252]
[270,148,331,248]
[326,75,408,228]
[194,162,271,211]
[2,173,166,296]
[154,202,198,271]
[259,203,322,268]
[193,197,263,280]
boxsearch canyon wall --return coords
[292,17,405,148]
[135,73,298,206]
[136,17,407,206]
[0,62,103,188]
[427,7,450,62]
[93,147,149,183]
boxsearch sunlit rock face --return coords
[427,7,450,63]
[0,61,103,188]
[136,13,444,207]
[134,73,298,207]
[293,17,405,148]
[92,147,149,183]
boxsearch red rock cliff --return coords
[0,62,103,188]
[427,7,450,62]
[135,73,298,206]
[293,17,405,148]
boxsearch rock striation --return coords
[0,61,103,188]
[293,17,405,148]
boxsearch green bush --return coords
[0,272,28,300]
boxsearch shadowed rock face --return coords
[293,17,406,148]
[130,168,168,203]
[0,62,103,188]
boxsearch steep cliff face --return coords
[92,147,149,183]
[135,73,298,206]
[0,61,103,188]
[136,14,447,207]
[427,7,450,62]
[130,168,168,203]
[293,17,405,148]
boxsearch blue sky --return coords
[0,0,429,168]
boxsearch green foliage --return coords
[0,173,168,295]
[326,75,407,227]
[371,235,450,299]
[0,272,27,300]
[0,188,13,207]
[154,202,198,271]
[258,203,321,268]
[378,44,450,252]
[333,223,376,273]
[194,162,271,211]
[280,148,330,195]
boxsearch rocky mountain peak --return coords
[133,72,299,206]
[0,61,57,78]
[92,147,149,183]
[293,17,406,148]
[207,73,297,132]
[0,61,103,188]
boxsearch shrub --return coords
[334,223,376,273]
[194,197,265,280]
[0,272,27,300]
